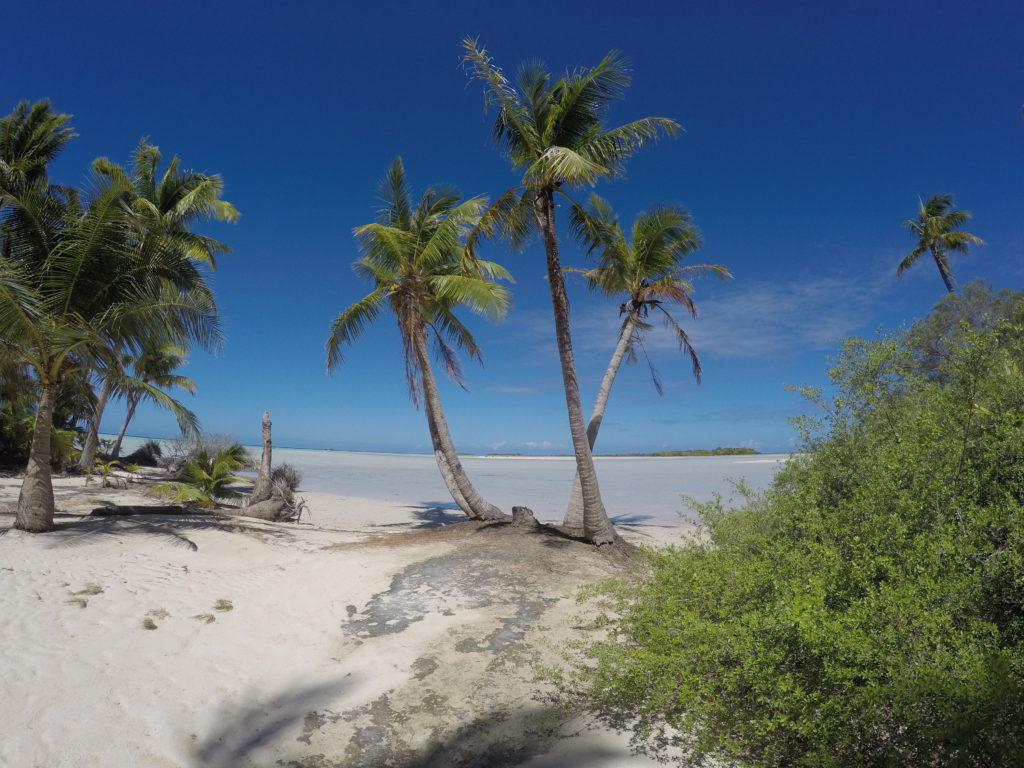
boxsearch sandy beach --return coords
[0,471,687,767]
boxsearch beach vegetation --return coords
[899,193,984,294]
[0,101,229,532]
[154,442,251,507]
[463,39,679,545]
[327,156,511,521]
[562,194,730,529]
[271,463,302,491]
[572,314,1024,765]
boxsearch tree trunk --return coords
[77,377,112,470]
[15,381,58,532]
[249,410,274,503]
[536,189,619,545]
[109,394,139,459]
[931,247,956,294]
[414,332,507,521]
[563,313,636,530]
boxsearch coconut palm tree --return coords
[463,40,680,545]
[562,195,730,529]
[76,140,237,469]
[899,194,984,294]
[327,157,510,521]
[0,103,222,532]
[108,343,197,459]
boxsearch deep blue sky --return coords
[6,0,1023,453]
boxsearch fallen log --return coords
[90,505,214,517]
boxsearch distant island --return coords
[606,447,761,457]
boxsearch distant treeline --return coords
[608,447,761,457]
[475,447,761,457]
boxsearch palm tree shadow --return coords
[371,502,466,529]
[194,680,347,768]
[41,513,233,551]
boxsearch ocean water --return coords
[113,436,787,526]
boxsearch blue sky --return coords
[6,0,1023,454]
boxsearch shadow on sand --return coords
[193,679,624,768]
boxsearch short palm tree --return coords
[107,343,197,459]
[463,40,680,545]
[327,157,511,520]
[0,103,222,532]
[899,194,984,294]
[562,194,730,529]
[155,443,251,507]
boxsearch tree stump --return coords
[511,505,539,529]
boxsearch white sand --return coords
[0,473,685,767]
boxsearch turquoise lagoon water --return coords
[113,436,787,526]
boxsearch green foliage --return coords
[575,318,1024,766]
[155,442,251,507]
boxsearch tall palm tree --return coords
[562,195,730,529]
[77,141,235,469]
[327,157,510,521]
[0,103,222,532]
[899,194,984,294]
[463,40,680,545]
[108,343,197,459]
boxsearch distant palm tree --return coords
[327,157,511,520]
[463,39,679,545]
[108,343,197,459]
[899,194,984,294]
[562,195,730,529]
[0,103,222,532]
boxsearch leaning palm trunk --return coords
[932,247,956,294]
[563,313,637,530]
[537,191,619,545]
[77,377,112,470]
[109,394,139,459]
[414,333,506,521]
[15,382,59,532]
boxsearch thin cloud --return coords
[574,271,896,360]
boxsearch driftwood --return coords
[233,483,307,523]
[511,506,539,529]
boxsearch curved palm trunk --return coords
[414,333,507,521]
[15,381,58,532]
[931,247,956,294]
[77,377,112,470]
[563,313,636,530]
[109,394,139,459]
[537,190,619,545]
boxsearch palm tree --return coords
[463,40,680,545]
[327,157,510,521]
[77,140,237,469]
[899,194,984,294]
[0,103,222,532]
[108,343,197,459]
[562,195,730,529]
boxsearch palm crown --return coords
[570,194,730,384]
[899,193,984,293]
[327,157,511,401]
[462,38,681,243]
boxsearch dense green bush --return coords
[576,316,1024,766]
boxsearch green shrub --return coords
[575,320,1024,766]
